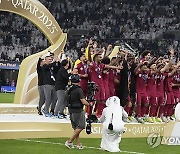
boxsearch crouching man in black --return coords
[65,74,92,149]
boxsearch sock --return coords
[164,104,170,117]
[129,106,133,116]
[97,103,106,117]
[167,104,174,117]
[157,105,164,117]
[137,106,141,117]
[149,104,158,117]
[142,105,148,117]
[125,106,131,115]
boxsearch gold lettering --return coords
[26,3,33,14]
[23,0,29,9]
[17,0,23,9]
[11,0,19,8]
[32,5,38,17]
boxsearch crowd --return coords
[36,37,180,124]
[0,0,180,62]
[0,0,179,150]
[0,11,49,62]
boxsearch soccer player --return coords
[156,63,166,122]
[74,52,89,97]
[161,60,180,122]
[134,61,149,123]
[89,53,120,117]
[140,51,151,62]
[172,70,180,104]
[146,63,158,123]
[101,57,111,101]
[109,57,117,97]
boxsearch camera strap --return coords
[110,113,113,123]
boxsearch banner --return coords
[0,61,20,70]
[161,122,180,145]
[1,86,16,93]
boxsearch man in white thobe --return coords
[99,96,128,152]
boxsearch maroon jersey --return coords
[164,72,173,92]
[76,62,88,93]
[114,71,120,96]
[108,69,115,96]
[102,70,110,99]
[156,73,167,94]
[109,69,115,89]
[172,73,180,92]
[89,62,105,86]
[136,71,148,94]
[146,71,156,94]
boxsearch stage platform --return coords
[0,114,168,139]
[0,104,168,139]
[0,104,37,114]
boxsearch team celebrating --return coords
[37,37,180,124]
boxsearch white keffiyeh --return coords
[99,96,127,152]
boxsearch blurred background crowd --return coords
[0,0,180,63]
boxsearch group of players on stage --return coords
[37,37,180,123]
[73,38,180,123]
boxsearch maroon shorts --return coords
[147,93,157,105]
[127,96,131,102]
[157,93,165,105]
[109,86,115,97]
[80,82,88,97]
[165,91,175,105]
[104,86,110,100]
[136,93,149,106]
[94,85,106,101]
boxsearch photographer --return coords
[99,96,127,152]
[65,74,92,149]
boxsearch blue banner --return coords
[1,86,16,93]
[0,61,20,70]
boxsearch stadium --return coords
[0,0,180,153]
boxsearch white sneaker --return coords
[123,116,131,123]
[161,116,168,123]
[65,141,74,149]
[136,117,145,124]
[77,144,83,150]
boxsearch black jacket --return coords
[37,58,44,86]
[42,62,61,85]
[130,62,137,101]
[55,67,71,90]
[118,60,128,107]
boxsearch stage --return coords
[0,104,169,139]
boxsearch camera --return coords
[86,114,98,135]
[87,82,98,102]
[86,120,92,134]
[85,82,98,135]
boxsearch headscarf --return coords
[106,96,121,107]
[105,96,125,133]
